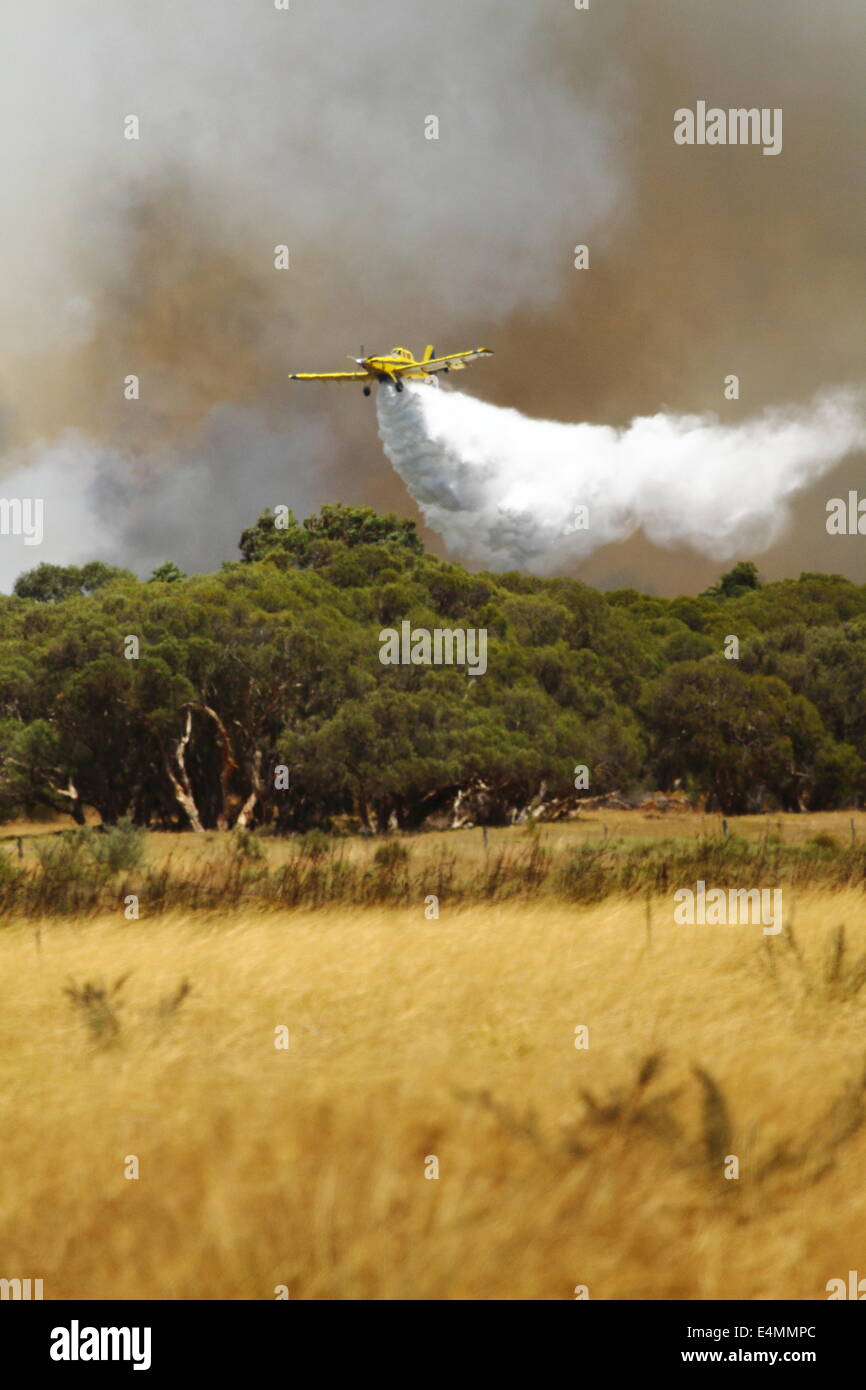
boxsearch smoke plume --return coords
[378,383,866,572]
[1,2,864,592]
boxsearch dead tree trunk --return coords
[164,709,204,832]
[54,777,85,825]
[235,748,264,829]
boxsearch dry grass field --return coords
[2,812,866,1299]
[6,806,866,871]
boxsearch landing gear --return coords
[363,386,371,397]
[395,379,404,392]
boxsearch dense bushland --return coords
[1,504,864,828]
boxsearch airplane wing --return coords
[288,371,368,382]
[409,348,494,375]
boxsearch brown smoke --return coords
[1,0,863,591]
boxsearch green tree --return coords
[239,503,423,566]
[148,562,186,583]
[13,561,132,602]
[642,661,850,813]
[701,561,762,600]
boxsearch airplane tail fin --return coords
[422,344,436,362]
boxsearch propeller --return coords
[347,344,367,365]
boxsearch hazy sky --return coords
[0,1,863,593]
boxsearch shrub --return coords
[298,830,332,862]
[232,827,264,862]
[373,841,410,868]
[91,819,147,873]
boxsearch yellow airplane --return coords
[289,344,493,397]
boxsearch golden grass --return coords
[2,886,866,1299]
[6,806,866,874]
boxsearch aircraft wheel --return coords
[363,386,371,396]
[443,367,450,373]
[395,380,404,392]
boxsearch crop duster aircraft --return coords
[289,344,493,397]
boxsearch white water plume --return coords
[377,383,866,571]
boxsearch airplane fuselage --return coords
[289,344,493,396]
[360,348,435,384]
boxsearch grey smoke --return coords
[1,2,863,592]
[0,407,331,590]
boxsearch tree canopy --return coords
[2,505,864,828]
